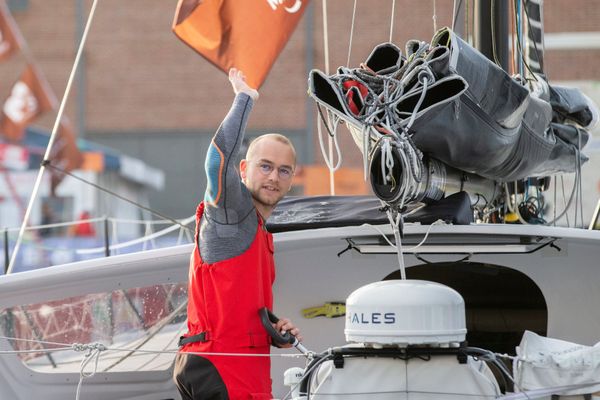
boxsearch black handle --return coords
[259,307,295,347]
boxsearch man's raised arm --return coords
[203,69,259,217]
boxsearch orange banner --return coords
[173,0,308,89]
[0,0,22,61]
[0,64,55,141]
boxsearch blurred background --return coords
[1,0,599,271]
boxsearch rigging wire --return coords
[506,168,579,227]
[470,0,475,45]
[74,217,196,255]
[576,130,584,228]
[321,0,330,75]
[509,0,517,75]
[515,0,523,76]
[7,0,99,275]
[390,0,397,42]
[320,0,336,195]
[465,0,469,41]
[553,177,557,226]
[513,0,539,82]
[490,0,502,66]
[316,110,343,172]
[432,0,437,34]
[451,0,463,32]
[14,331,595,400]
[0,334,302,359]
[560,176,571,227]
[43,162,192,232]
[346,0,358,67]
[363,219,446,252]
[387,210,407,280]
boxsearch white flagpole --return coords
[7,0,99,274]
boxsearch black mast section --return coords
[475,0,510,73]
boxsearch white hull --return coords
[1,223,600,399]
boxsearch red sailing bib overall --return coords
[180,202,275,399]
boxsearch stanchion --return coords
[4,228,9,274]
[103,217,110,257]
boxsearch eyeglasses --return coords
[251,160,294,181]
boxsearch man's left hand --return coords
[274,317,302,348]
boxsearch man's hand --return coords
[274,317,302,348]
[229,68,259,101]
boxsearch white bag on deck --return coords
[514,330,600,396]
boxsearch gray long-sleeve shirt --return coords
[199,93,259,264]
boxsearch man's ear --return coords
[240,159,248,180]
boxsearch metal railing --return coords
[3,215,194,274]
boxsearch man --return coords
[173,68,301,400]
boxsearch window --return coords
[0,282,187,372]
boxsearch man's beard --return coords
[251,187,283,208]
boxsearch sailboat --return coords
[1,0,600,399]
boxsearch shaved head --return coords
[246,134,296,166]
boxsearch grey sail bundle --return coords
[308,27,596,207]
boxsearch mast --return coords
[475,0,510,72]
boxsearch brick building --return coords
[3,0,600,219]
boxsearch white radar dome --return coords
[344,279,466,347]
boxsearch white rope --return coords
[3,216,193,255]
[389,0,396,42]
[576,131,584,228]
[0,335,72,347]
[381,138,395,185]
[142,221,156,251]
[7,0,100,274]
[0,347,71,355]
[432,0,438,33]
[321,0,330,75]
[404,76,430,131]
[74,343,106,400]
[3,216,194,234]
[362,220,445,251]
[505,171,579,226]
[0,346,307,359]
[320,0,337,195]
[134,321,187,372]
[560,176,571,227]
[0,332,303,358]
[451,0,458,31]
[176,226,186,245]
[504,183,529,225]
[4,217,106,233]
[280,353,330,400]
[362,125,370,180]
[75,216,195,255]
[387,209,406,280]
[9,334,597,399]
[106,217,194,225]
[316,112,343,173]
[497,382,600,400]
[347,0,358,66]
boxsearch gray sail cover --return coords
[308,27,596,182]
[267,193,474,233]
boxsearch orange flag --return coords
[49,118,84,193]
[0,0,22,61]
[0,64,55,141]
[173,0,308,89]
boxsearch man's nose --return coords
[267,168,280,181]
